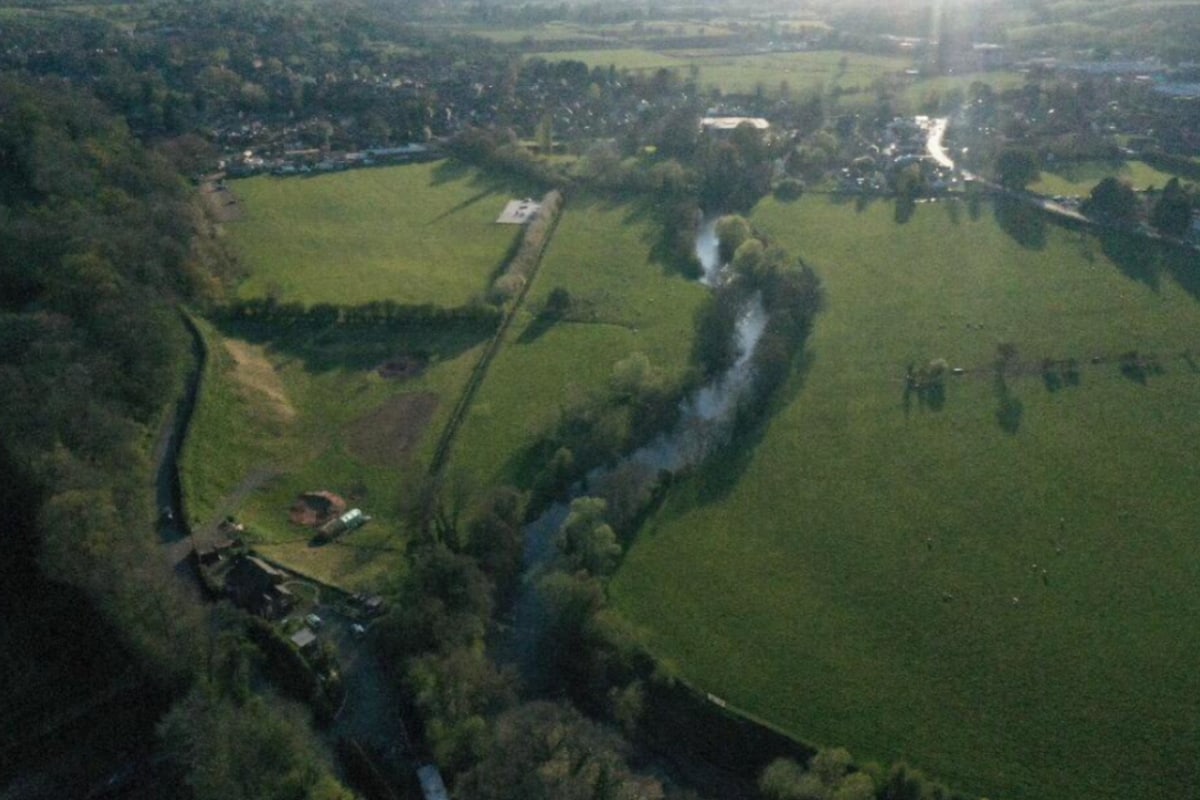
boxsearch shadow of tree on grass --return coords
[213,318,490,376]
[993,195,1046,250]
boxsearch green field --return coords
[612,196,1200,800]
[530,47,687,72]
[899,71,1026,112]
[449,196,707,490]
[1031,159,1183,196]
[535,48,909,99]
[226,161,523,307]
[181,317,489,589]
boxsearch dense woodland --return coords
[0,76,359,797]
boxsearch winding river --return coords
[500,217,769,686]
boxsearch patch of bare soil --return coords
[223,339,296,422]
[345,392,438,467]
[289,490,347,528]
[377,355,428,380]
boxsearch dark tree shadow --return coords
[967,190,982,220]
[213,318,489,375]
[993,368,1023,434]
[516,313,558,345]
[1160,242,1200,301]
[1064,359,1081,386]
[993,194,1046,250]
[894,194,917,224]
[1099,231,1160,291]
[683,349,817,510]
[945,198,962,225]
[918,379,946,410]
[431,159,473,185]
[1118,351,1163,385]
[1041,358,1062,392]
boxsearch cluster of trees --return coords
[759,748,964,800]
[0,74,355,797]
[1149,178,1195,237]
[160,684,352,800]
[219,296,502,331]
[490,190,564,303]
[526,352,685,511]
[371,483,681,799]
[0,76,210,688]
[699,214,824,420]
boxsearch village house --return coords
[225,556,294,618]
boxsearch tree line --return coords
[217,296,503,330]
[0,75,353,797]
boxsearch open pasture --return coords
[1031,159,1184,197]
[535,48,909,99]
[181,317,488,590]
[612,195,1200,800]
[449,195,707,491]
[225,160,523,308]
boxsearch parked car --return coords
[305,613,323,629]
[351,623,366,638]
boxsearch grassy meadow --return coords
[533,48,909,100]
[448,195,707,491]
[184,161,535,587]
[611,195,1200,800]
[1031,159,1183,197]
[226,161,524,307]
[181,317,489,589]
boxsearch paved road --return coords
[925,116,956,169]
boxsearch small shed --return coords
[496,198,541,224]
[290,627,317,651]
[417,765,450,800]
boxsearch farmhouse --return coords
[226,556,294,618]
[496,198,541,224]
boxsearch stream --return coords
[499,216,769,688]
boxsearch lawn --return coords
[612,195,1200,800]
[225,160,524,307]
[534,49,909,100]
[448,195,708,491]
[1031,159,1183,196]
[180,317,488,590]
[683,50,910,100]
[898,71,1026,113]
[529,47,687,72]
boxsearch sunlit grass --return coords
[613,194,1200,800]
[449,195,706,491]
[226,161,521,307]
[1031,159,1185,196]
